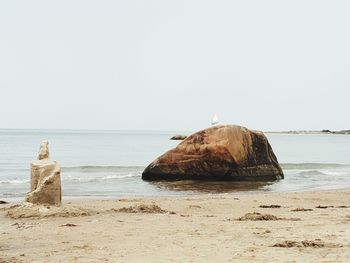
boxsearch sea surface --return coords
[1,129,350,200]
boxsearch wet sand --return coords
[1,190,350,262]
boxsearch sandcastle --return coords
[25,141,62,206]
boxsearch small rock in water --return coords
[170,135,187,140]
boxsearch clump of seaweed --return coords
[273,239,342,248]
[238,212,281,221]
[237,212,300,221]
[259,205,281,208]
[291,208,313,212]
[112,204,168,214]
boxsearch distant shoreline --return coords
[265,130,350,135]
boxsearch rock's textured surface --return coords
[142,125,284,181]
[25,141,61,206]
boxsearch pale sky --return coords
[0,1,349,131]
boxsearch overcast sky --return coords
[0,1,349,131]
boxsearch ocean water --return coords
[1,129,350,200]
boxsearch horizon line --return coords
[0,127,348,133]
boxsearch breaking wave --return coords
[298,170,327,176]
[1,163,349,185]
[62,173,141,183]
[0,179,30,184]
[281,163,350,170]
[61,165,145,173]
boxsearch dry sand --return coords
[1,190,350,262]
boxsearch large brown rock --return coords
[142,125,284,181]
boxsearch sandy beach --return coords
[1,190,350,263]
[2,1,350,262]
